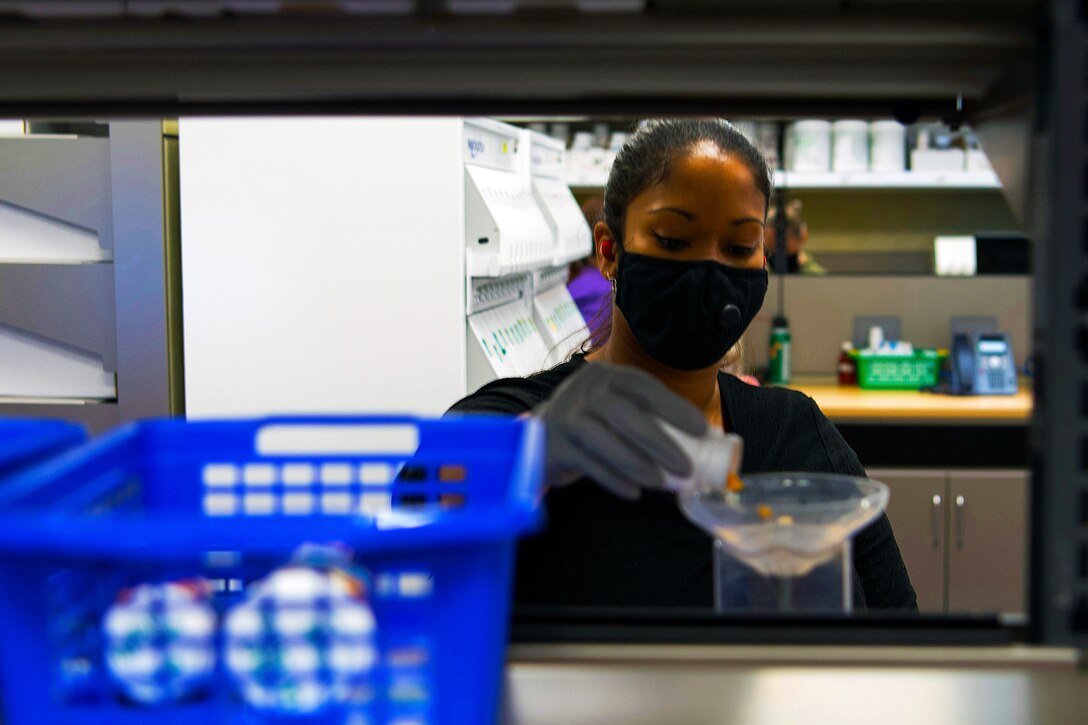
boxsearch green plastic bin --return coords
[852,349,946,390]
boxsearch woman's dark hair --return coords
[603,119,772,249]
[574,119,772,368]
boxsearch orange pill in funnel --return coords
[757,504,774,520]
[726,472,745,493]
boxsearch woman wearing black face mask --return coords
[449,119,916,611]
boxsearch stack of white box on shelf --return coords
[180,117,588,417]
[525,130,593,368]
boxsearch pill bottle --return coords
[657,421,744,493]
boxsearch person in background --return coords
[764,198,826,275]
[567,195,612,342]
[450,119,914,610]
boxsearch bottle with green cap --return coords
[768,315,791,384]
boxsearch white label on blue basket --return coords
[360,492,392,516]
[203,464,239,487]
[282,463,315,486]
[398,573,434,599]
[320,463,353,486]
[256,424,420,456]
[243,464,277,487]
[204,493,239,516]
[321,492,354,515]
[359,463,395,485]
[282,492,315,515]
[243,493,276,516]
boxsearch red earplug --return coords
[600,239,615,260]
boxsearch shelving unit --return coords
[567,169,1002,192]
[0,134,118,408]
[0,122,181,432]
[0,200,112,264]
[775,170,1001,191]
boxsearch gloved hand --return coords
[532,362,709,500]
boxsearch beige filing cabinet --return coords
[869,468,1028,615]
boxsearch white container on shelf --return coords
[911,147,966,172]
[910,127,965,172]
[870,120,907,172]
[785,120,831,172]
[831,120,869,172]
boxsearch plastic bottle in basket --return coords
[223,564,378,715]
[102,579,217,705]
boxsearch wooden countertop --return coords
[779,376,1033,425]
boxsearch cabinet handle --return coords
[954,495,966,549]
[931,494,942,547]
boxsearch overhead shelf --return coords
[0,199,111,264]
[0,324,116,401]
[774,170,1002,190]
[567,169,1002,192]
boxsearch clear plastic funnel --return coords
[678,473,888,612]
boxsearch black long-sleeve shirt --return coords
[449,356,918,611]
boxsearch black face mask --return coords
[614,251,768,370]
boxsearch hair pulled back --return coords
[603,119,772,246]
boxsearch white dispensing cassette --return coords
[526,130,594,267]
[467,301,550,380]
[531,266,588,368]
[466,274,550,387]
[463,119,554,278]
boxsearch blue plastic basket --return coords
[0,415,544,725]
[0,417,86,480]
